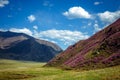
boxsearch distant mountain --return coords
[0,31,63,62]
[46,18,120,70]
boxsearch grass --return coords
[0,59,120,80]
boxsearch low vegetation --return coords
[0,59,120,80]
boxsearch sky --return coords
[0,0,120,49]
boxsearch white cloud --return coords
[93,20,102,33]
[0,0,9,8]
[33,29,39,38]
[33,25,38,30]
[50,40,57,44]
[98,10,120,23]
[0,27,89,48]
[94,23,101,32]
[41,38,57,44]
[94,2,102,5]
[38,29,89,45]
[9,28,33,36]
[27,15,36,22]
[63,6,91,19]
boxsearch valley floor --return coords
[0,59,120,80]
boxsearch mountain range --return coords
[0,31,62,62]
[46,18,120,70]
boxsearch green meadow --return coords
[0,59,120,80]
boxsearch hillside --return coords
[46,18,120,70]
[0,31,62,62]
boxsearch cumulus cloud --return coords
[33,25,38,30]
[98,10,120,23]
[9,28,33,36]
[38,29,89,45]
[63,6,91,19]
[94,2,102,5]
[12,28,88,46]
[0,27,89,48]
[27,15,36,22]
[0,0,9,8]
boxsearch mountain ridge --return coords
[0,31,63,62]
[46,18,120,70]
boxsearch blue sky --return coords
[0,0,120,49]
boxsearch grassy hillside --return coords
[0,59,120,80]
[46,19,120,69]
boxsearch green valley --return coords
[0,59,119,80]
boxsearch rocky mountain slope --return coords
[0,31,62,62]
[46,18,120,70]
